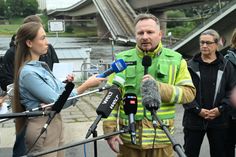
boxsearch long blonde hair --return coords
[231,28,236,49]
[13,22,42,133]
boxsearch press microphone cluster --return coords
[141,79,161,128]
[123,93,137,144]
[86,85,122,138]
[85,73,125,138]
[96,59,127,78]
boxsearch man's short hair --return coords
[134,13,160,26]
[23,15,42,24]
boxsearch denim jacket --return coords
[19,61,77,111]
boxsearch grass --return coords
[0,24,19,35]
[0,23,97,37]
[0,15,97,37]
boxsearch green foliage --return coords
[166,9,198,39]
[0,0,6,17]
[167,26,193,38]
[166,10,186,27]
[8,17,24,24]
[39,13,49,31]
[73,26,97,37]
[65,25,74,33]
[5,0,23,17]
[22,0,39,16]
[4,0,39,18]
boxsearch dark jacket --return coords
[0,43,59,91]
[182,52,236,130]
[225,47,236,117]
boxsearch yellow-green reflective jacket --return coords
[104,46,194,147]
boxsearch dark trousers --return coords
[183,127,227,157]
[225,118,236,157]
[12,125,26,157]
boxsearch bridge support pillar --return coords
[96,14,109,38]
[156,12,167,36]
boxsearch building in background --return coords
[37,0,46,10]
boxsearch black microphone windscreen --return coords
[96,85,122,118]
[123,93,137,115]
[52,82,75,113]
[142,55,152,67]
[141,79,161,111]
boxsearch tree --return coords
[5,0,39,18]
[22,0,39,16]
[0,0,6,17]
[5,0,23,17]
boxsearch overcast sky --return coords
[46,0,80,10]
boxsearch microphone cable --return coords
[83,144,87,157]
[26,130,43,154]
[152,126,157,156]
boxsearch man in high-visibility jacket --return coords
[103,13,196,157]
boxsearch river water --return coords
[0,36,133,64]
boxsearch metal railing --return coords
[92,0,136,43]
[171,0,236,49]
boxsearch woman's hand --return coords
[0,96,6,107]
[63,74,75,83]
[77,74,106,94]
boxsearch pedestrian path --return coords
[0,91,105,148]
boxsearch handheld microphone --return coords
[85,85,122,138]
[123,93,137,144]
[142,55,152,75]
[40,82,75,134]
[96,59,127,78]
[141,79,161,128]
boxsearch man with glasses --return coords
[182,29,236,157]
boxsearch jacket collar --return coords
[135,42,163,58]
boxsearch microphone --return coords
[96,59,127,78]
[40,82,75,134]
[142,55,152,75]
[85,85,122,138]
[141,79,161,128]
[123,93,137,144]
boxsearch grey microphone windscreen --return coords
[141,79,161,111]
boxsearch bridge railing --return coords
[171,0,236,49]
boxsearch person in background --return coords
[182,29,235,157]
[224,28,236,157]
[103,13,196,157]
[13,22,105,157]
[0,15,59,91]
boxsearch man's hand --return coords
[198,108,210,119]
[198,108,220,120]
[206,108,220,120]
[107,135,123,153]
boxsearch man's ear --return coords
[26,40,32,48]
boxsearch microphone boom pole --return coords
[23,127,129,157]
[153,113,186,157]
[0,111,52,119]
[0,86,110,123]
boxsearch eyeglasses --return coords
[200,41,216,46]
